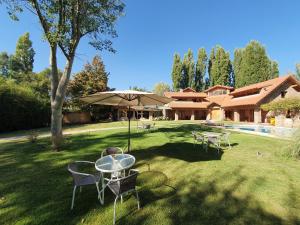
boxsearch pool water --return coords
[224,124,295,137]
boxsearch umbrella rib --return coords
[140,94,169,105]
[84,94,119,105]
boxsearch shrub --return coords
[286,128,300,159]
[261,98,300,114]
[0,80,50,132]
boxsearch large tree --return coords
[3,0,124,150]
[208,46,232,86]
[234,41,279,88]
[194,48,207,91]
[171,53,182,91]
[153,82,170,96]
[181,48,194,88]
[68,56,108,97]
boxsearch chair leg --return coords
[228,140,231,149]
[95,182,103,205]
[135,190,140,210]
[121,195,123,204]
[71,185,77,210]
[113,196,119,225]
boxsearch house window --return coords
[281,91,287,98]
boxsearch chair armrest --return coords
[129,169,139,175]
[75,160,95,164]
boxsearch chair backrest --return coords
[108,171,138,196]
[208,136,219,144]
[68,162,92,186]
[101,147,124,157]
[222,132,230,140]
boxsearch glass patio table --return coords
[95,154,135,204]
[201,131,223,137]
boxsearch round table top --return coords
[95,154,135,173]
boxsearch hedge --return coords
[0,81,51,132]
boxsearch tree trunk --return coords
[50,45,74,150]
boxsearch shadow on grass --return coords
[0,124,298,225]
[121,168,292,225]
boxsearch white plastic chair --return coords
[222,132,231,149]
[105,169,140,225]
[192,131,206,151]
[67,161,102,209]
[206,136,221,153]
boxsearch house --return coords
[164,75,300,123]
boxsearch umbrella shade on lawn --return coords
[80,90,173,151]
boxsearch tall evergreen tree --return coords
[171,53,182,91]
[233,49,244,88]
[208,47,215,87]
[234,41,279,88]
[195,48,207,91]
[181,49,194,89]
[208,46,232,86]
[14,32,35,74]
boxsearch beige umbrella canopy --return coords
[80,90,173,151]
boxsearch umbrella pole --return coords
[128,106,131,152]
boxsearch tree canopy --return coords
[2,0,125,150]
[171,53,182,91]
[234,41,279,88]
[153,82,170,96]
[208,46,232,87]
[194,48,207,91]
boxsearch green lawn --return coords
[0,123,299,225]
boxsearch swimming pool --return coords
[224,124,296,138]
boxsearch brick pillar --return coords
[191,110,195,120]
[175,110,179,121]
[117,109,120,121]
[149,111,153,121]
[254,108,262,123]
[206,110,211,120]
[234,110,240,122]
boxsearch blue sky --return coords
[0,0,299,90]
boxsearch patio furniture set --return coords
[68,147,139,225]
[136,122,156,132]
[192,131,231,153]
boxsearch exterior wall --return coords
[63,112,91,124]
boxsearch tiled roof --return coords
[166,75,300,109]
[206,95,232,106]
[164,92,207,98]
[168,101,210,109]
[204,85,234,93]
[223,75,300,107]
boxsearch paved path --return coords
[0,123,186,142]
[0,126,129,142]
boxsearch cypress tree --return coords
[181,49,194,89]
[296,63,300,80]
[208,47,215,87]
[234,41,279,88]
[233,49,244,88]
[208,46,232,86]
[195,48,207,91]
[171,53,182,91]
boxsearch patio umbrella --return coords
[80,90,173,152]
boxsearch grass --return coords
[0,120,198,140]
[0,122,299,225]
